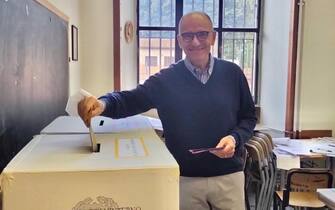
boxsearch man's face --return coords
[177,14,216,69]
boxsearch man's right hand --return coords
[78,96,105,127]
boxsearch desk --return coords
[273,138,335,190]
[317,188,335,210]
[274,138,334,169]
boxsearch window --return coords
[145,56,158,66]
[138,0,261,101]
[164,56,175,66]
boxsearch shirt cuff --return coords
[228,135,236,145]
[98,99,107,114]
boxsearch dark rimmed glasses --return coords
[180,31,211,42]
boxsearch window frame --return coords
[137,0,262,103]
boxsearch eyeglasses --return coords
[180,31,211,42]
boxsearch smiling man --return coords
[78,11,256,210]
[177,12,216,71]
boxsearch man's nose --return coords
[191,35,201,45]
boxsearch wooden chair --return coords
[274,168,333,210]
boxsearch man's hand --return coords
[210,135,236,158]
[78,96,105,127]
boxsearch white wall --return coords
[47,0,81,96]
[79,0,114,96]
[120,0,138,90]
[259,0,291,130]
[296,0,335,132]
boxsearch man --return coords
[78,11,256,210]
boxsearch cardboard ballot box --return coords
[40,115,153,134]
[1,129,179,210]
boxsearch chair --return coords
[274,168,333,210]
[242,148,251,210]
[253,134,278,210]
[245,139,270,210]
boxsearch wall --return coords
[79,0,114,96]
[259,0,291,131]
[296,0,335,132]
[120,0,138,90]
[44,0,115,96]
[47,0,80,96]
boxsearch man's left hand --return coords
[210,135,236,158]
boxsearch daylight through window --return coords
[138,0,261,101]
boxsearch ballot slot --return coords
[95,143,101,153]
[99,120,104,126]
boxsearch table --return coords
[317,188,335,210]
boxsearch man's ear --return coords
[177,35,183,49]
[210,31,216,45]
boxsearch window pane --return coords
[222,32,256,92]
[139,30,176,84]
[223,0,257,28]
[183,0,219,28]
[139,0,176,27]
[145,56,158,66]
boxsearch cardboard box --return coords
[40,115,153,134]
[0,174,2,210]
[1,129,179,210]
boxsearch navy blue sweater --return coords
[100,58,256,177]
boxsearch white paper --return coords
[117,138,146,158]
[40,115,153,134]
[274,150,300,170]
[274,139,316,156]
[65,89,92,116]
[272,137,290,146]
[146,116,163,131]
[89,126,98,152]
[317,188,335,207]
[102,116,151,133]
[254,124,269,131]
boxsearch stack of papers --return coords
[273,138,335,156]
[273,137,335,170]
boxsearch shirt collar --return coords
[184,54,214,76]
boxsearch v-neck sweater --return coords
[100,58,257,177]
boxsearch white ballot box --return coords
[1,129,179,210]
[40,115,153,134]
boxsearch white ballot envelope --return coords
[65,89,98,152]
[89,125,98,152]
[65,89,92,116]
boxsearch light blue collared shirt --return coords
[184,54,215,84]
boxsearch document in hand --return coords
[65,89,98,152]
[89,125,98,152]
[65,89,92,116]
